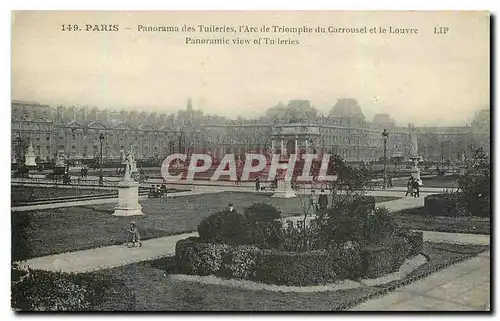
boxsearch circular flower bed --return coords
[175,234,423,286]
[175,201,424,286]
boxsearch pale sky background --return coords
[11,11,490,126]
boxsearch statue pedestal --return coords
[25,142,37,167]
[272,178,296,198]
[112,180,144,216]
[25,154,36,167]
[410,156,422,185]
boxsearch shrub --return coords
[253,245,363,286]
[222,245,260,279]
[361,245,393,279]
[175,238,230,276]
[11,212,32,262]
[457,147,491,218]
[174,238,365,286]
[197,210,247,245]
[361,237,410,279]
[322,209,365,244]
[406,231,424,258]
[320,204,398,247]
[197,203,283,249]
[244,203,282,222]
[363,207,399,244]
[11,265,116,311]
[425,194,459,216]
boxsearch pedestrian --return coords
[255,176,260,192]
[405,178,413,196]
[412,179,420,198]
[318,189,328,210]
[388,175,393,188]
[127,221,142,247]
[308,190,317,216]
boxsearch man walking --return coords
[318,189,329,210]
[308,190,318,216]
[405,177,413,196]
[255,176,260,192]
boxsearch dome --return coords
[329,98,365,119]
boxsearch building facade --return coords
[11,99,490,164]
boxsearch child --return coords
[128,221,142,247]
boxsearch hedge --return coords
[175,237,230,276]
[253,245,363,286]
[175,237,413,286]
[425,192,491,218]
[197,205,283,249]
[361,236,411,279]
[11,266,133,311]
[406,231,424,258]
[424,194,458,216]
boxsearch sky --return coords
[11,11,490,126]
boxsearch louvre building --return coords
[11,98,490,164]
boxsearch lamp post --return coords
[16,136,22,167]
[99,133,105,185]
[441,142,444,164]
[382,129,388,189]
[178,131,185,154]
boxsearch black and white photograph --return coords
[9,10,491,312]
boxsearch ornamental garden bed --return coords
[424,192,490,218]
[174,234,422,286]
[170,201,425,287]
[13,242,486,311]
[11,264,134,312]
[392,207,490,235]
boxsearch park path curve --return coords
[351,250,490,311]
[20,229,489,274]
[19,232,198,273]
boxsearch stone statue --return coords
[124,149,133,181]
[55,153,65,167]
[25,142,37,166]
[120,149,126,163]
[123,145,138,181]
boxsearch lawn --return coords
[391,207,490,235]
[12,192,402,260]
[11,186,114,206]
[392,175,459,188]
[87,242,489,311]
